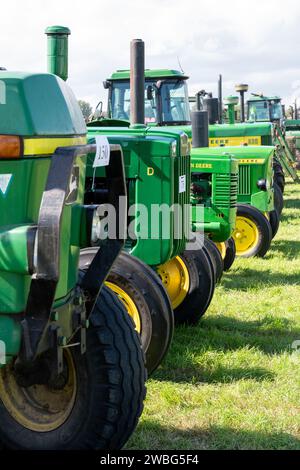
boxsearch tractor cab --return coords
[247,95,284,125]
[106,69,190,125]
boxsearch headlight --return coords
[171,140,177,157]
[257,178,269,191]
[180,133,190,157]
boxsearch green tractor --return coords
[103,68,238,272]
[46,30,217,374]
[0,70,146,449]
[245,93,298,185]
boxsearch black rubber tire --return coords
[273,160,285,193]
[0,286,146,450]
[269,209,280,239]
[203,237,224,283]
[172,248,215,325]
[273,182,284,215]
[235,204,272,258]
[223,237,236,271]
[79,249,173,375]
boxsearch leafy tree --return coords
[78,100,93,122]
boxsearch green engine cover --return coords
[0,72,87,363]
[87,125,190,266]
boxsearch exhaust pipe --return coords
[218,74,223,124]
[130,39,145,126]
[191,111,209,148]
[45,26,70,81]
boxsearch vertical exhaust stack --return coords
[130,39,145,126]
[45,26,71,81]
[235,83,248,122]
[218,74,223,124]
[224,96,239,125]
[191,111,209,148]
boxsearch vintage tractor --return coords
[45,29,216,374]
[103,68,238,272]
[0,70,146,449]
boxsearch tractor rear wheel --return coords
[273,160,285,193]
[0,286,146,450]
[203,237,224,283]
[157,248,215,325]
[269,209,280,239]
[273,182,284,215]
[233,204,272,258]
[223,237,236,271]
[80,249,173,375]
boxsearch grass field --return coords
[127,180,300,450]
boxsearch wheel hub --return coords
[157,256,190,309]
[0,350,76,432]
[105,281,141,333]
[233,216,259,255]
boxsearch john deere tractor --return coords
[45,29,216,374]
[0,70,146,449]
[102,68,238,273]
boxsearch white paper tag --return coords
[179,175,186,193]
[0,174,12,195]
[93,136,110,168]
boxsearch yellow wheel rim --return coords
[157,256,190,309]
[232,216,259,256]
[214,242,226,260]
[105,281,141,333]
[0,350,76,432]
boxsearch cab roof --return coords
[247,95,281,102]
[109,69,189,81]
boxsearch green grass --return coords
[127,180,300,450]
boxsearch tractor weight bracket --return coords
[20,143,126,366]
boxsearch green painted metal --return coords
[104,69,237,242]
[209,122,273,138]
[193,146,274,213]
[0,72,87,364]
[87,125,190,266]
[109,69,188,81]
[0,72,86,136]
[45,26,71,81]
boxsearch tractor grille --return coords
[173,153,190,256]
[215,173,237,209]
[238,165,251,195]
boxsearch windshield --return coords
[247,101,270,121]
[270,101,283,120]
[109,79,190,124]
[160,80,190,123]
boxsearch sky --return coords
[1,0,300,111]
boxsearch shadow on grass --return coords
[281,198,300,210]
[268,239,300,259]
[126,421,300,450]
[151,315,300,384]
[221,267,299,290]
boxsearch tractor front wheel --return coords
[157,248,215,325]
[0,286,146,450]
[204,238,224,283]
[269,209,280,239]
[273,182,284,215]
[233,204,272,258]
[223,237,236,271]
[80,249,173,375]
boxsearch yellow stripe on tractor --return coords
[23,136,87,156]
[209,136,262,147]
